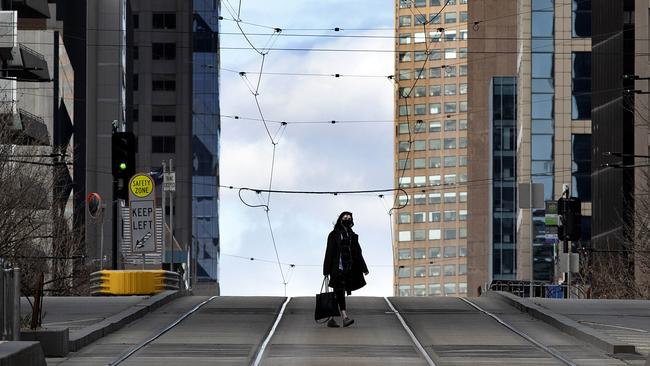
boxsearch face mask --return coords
[342,220,352,227]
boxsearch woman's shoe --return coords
[342,317,355,327]
[327,318,340,327]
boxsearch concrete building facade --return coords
[393,0,469,297]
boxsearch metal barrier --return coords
[0,267,20,340]
[489,280,587,299]
[90,270,179,296]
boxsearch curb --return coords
[0,341,46,366]
[68,290,184,352]
[487,291,636,354]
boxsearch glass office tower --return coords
[192,0,220,288]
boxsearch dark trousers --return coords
[335,288,346,311]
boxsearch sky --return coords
[218,0,396,297]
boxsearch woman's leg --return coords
[335,288,346,311]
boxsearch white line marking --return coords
[384,297,436,366]
[252,296,291,366]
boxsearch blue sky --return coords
[219,0,396,296]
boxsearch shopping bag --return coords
[314,276,340,322]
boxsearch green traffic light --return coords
[119,162,127,170]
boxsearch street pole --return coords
[170,159,174,270]
[529,178,534,298]
[112,178,118,269]
[563,188,571,299]
[162,160,166,268]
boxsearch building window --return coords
[414,229,426,241]
[429,175,441,186]
[444,84,457,96]
[459,64,468,76]
[398,213,410,224]
[413,212,426,223]
[459,264,467,275]
[430,85,441,96]
[428,157,441,169]
[152,43,176,60]
[444,156,457,167]
[413,284,426,296]
[152,13,176,29]
[429,67,441,78]
[414,51,428,62]
[429,283,441,295]
[459,11,468,23]
[414,158,426,169]
[133,74,139,91]
[444,283,457,295]
[414,266,426,277]
[399,248,412,259]
[429,210,441,222]
[415,14,426,25]
[444,102,456,113]
[133,108,139,122]
[133,14,139,29]
[414,194,426,204]
[572,52,591,120]
[444,264,456,276]
[399,70,411,80]
[572,134,591,202]
[399,33,411,44]
[444,192,456,203]
[430,121,441,132]
[429,194,441,205]
[572,0,591,37]
[429,265,441,277]
[398,266,411,278]
[399,285,411,297]
[459,283,467,294]
[133,46,139,60]
[445,12,457,23]
[399,15,411,27]
[429,229,441,240]
[444,48,457,59]
[429,247,441,258]
[429,139,441,150]
[444,229,456,240]
[443,210,457,221]
[152,105,176,123]
[414,0,426,6]
[399,51,411,63]
[443,247,457,259]
[152,136,175,153]
[444,138,457,149]
[152,75,176,91]
[399,231,412,242]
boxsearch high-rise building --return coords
[393,0,469,297]
[466,0,518,296]
[467,0,593,295]
[128,0,221,293]
[58,0,220,293]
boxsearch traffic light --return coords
[111,132,136,180]
[558,197,581,241]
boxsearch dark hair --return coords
[335,211,354,228]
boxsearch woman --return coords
[322,211,369,327]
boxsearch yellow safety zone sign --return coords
[130,174,154,198]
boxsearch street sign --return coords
[163,172,176,192]
[128,174,156,253]
[130,174,154,198]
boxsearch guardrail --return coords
[489,280,587,299]
[90,270,179,296]
[0,266,20,340]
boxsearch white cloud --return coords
[219,1,395,297]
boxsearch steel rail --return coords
[108,295,218,365]
[251,296,292,366]
[459,297,577,366]
[384,297,437,366]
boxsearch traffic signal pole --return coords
[112,178,118,270]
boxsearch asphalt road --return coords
[47,295,648,366]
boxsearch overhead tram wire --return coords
[225,4,290,296]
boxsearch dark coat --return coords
[323,227,368,294]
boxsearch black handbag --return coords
[314,276,340,322]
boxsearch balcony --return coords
[1,108,49,145]
[4,43,50,81]
[0,11,17,60]
[10,0,50,19]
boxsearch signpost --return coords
[128,174,156,267]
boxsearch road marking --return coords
[384,297,437,366]
[460,298,577,366]
[252,296,291,366]
[109,296,217,366]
